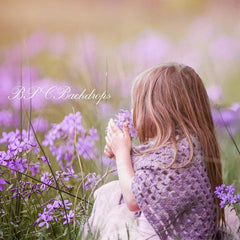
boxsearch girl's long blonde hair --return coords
[131,62,225,229]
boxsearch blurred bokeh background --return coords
[0,0,240,186]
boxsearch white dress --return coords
[84,181,240,240]
[83,180,158,240]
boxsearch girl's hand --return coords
[105,119,132,158]
[105,119,139,211]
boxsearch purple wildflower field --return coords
[0,0,240,239]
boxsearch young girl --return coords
[85,62,231,239]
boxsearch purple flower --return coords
[0,177,6,191]
[35,208,53,229]
[35,198,74,228]
[110,109,137,139]
[60,199,72,209]
[211,107,239,135]
[43,112,99,170]
[62,210,74,225]
[62,167,77,181]
[55,167,77,184]
[40,172,52,191]
[41,156,50,165]
[76,135,98,160]
[0,129,39,159]
[8,157,28,173]
[29,162,40,176]
[10,180,42,199]
[215,184,240,208]
[47,200,62,212]
[84,172,101,190]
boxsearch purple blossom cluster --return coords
[6,167,78,201]
[40,168,78,191]
[0,129,40,180]
[40,172,53,191]
[84,172,101,190]
[11,180,42,199]
[211,102,240,135]
[0,129,39,153]
[42,112,99,170]
[109,109,137,139]
[34,199,75,228]
[56,167,78,182]
[215,184,240,208]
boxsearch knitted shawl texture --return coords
[130,134,218,240]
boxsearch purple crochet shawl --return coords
[130,134,218,240]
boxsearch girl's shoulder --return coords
[131,133,204,171]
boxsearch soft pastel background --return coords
[0,0,240,239]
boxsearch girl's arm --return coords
[104,119,140,212]
[115,148,140,211]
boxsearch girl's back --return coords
[131,133,218,239]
